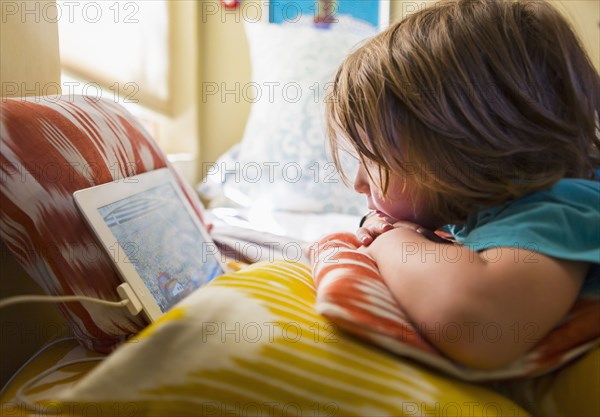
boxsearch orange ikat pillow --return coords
[0,96,208,353]
[311,232,600,381]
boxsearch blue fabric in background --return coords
[269,0,381,28]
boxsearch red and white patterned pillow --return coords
[0,96,207,352]
[311,232,600,381]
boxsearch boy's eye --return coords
[363,158,379,170]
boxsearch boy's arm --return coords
[362,228,588,370]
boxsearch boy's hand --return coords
[357,215,450,246]
[357,215,394,245]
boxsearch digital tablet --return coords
[74,168,226,322]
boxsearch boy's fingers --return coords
[356,227,375,245]
[364,219,392,232]
[357,221,394,246]
[377,222,394,233]
[389,221,451,243]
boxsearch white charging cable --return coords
[0,283,144,316]
[14,357,106,414]
[0,293,137,413]
[0,337,105,415]
[0,295,130,309]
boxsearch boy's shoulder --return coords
[447,176,600,264]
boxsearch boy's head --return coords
[327,0,600,223]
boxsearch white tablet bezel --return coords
[73,168,226,322]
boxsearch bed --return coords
[1,1,599,416]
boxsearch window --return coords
[58,0,169,113]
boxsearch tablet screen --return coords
[98,182,223,313]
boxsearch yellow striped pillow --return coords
[22,261,525,416]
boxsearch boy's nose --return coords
[354,164,370,195]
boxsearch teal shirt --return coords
[448,177,599,262]
[446,174,600,290]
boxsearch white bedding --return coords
[207,207,362,265]
[208,207,361,243]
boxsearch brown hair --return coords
[327,0,600,224]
